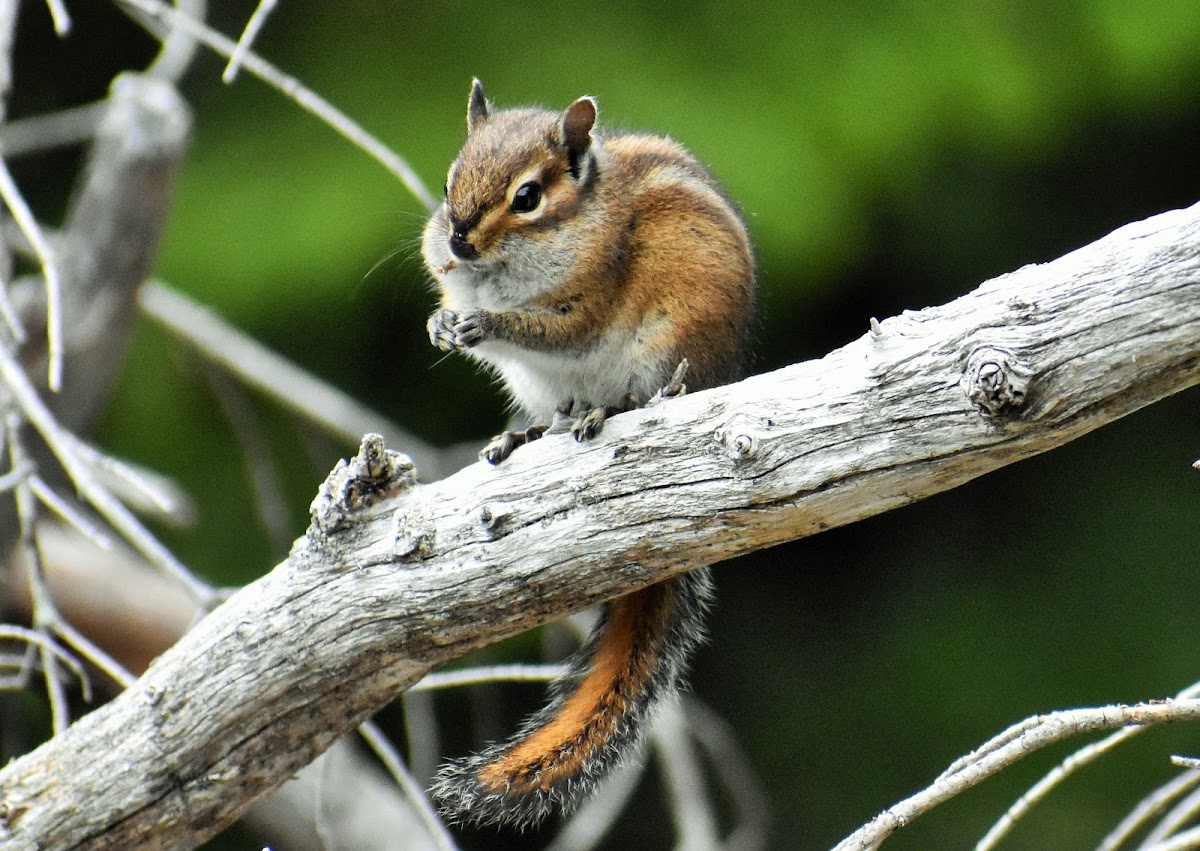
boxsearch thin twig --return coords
[29,475,116,551]
[402,689,440,787]
[0,278,26,342]
[358,720,459,851]
[140,0,205,83]
[1100,770,1200,851]
[653,699,720,851]
[1,102,106,157]
[0,651,37,689]
[980,681,1200,850]
[1142,825,1200,851]
[409,663,567,692]
[6,416,71,732]
[63,434,193,524]
[201,362,292,554]
[0,0,61,379]
[223,0,276,83]
[114,0,437,210]
[0,460,26,491]
[0,0,20,345]
[1142,785,1200,849]
[686,698,771,851]
[545,758,646,851]
[140,281,449,480]
[834,700,1200,851]
[0,0,20,349]
[936,715,1043,784]
[0,342,215,603]
[0,624,87,688]
[0,159,63,391]
[979,727,1142,849]
[1142,823,1200,851]
[15,523,68,730]
[51,617,134,689]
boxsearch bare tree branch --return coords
[834,700,1200,851]
[139,281,454,480]
[240,736,443,851]
[1099,769,1200,851]
[113,0,437,210]
[979,679,1200,849]
[222,0,276,83]
[0,200,1197,848]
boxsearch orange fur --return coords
[476,586,668,792]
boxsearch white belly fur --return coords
[471,334,668,422]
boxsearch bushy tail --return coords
[430,567,713,828]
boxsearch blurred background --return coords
[6,1,1200,848]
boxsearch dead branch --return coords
[0,201,1197,848]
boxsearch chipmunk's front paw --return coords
[428,309,490,352]
[451,310,490,347]
[428,309,462,352]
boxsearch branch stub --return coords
[308,434,416,535]
[962,346,1035,418]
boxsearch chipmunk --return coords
[422,80,756,828]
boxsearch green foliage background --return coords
[12,1,1200,848]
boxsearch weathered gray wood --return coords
[23,72,191,430]
[0,201,1198,849]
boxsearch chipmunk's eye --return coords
[442,182,448,198]
[510,181,542,214]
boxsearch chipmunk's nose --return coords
[448,227,478,260]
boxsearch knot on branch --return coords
[309,434,415,534]
[962,346,1035,417]
[714,415,768,465]
[714,426,758,461]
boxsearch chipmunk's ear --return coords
[467,78,490,133]
[560,96,597,181]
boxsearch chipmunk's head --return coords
[422,80,599,304]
